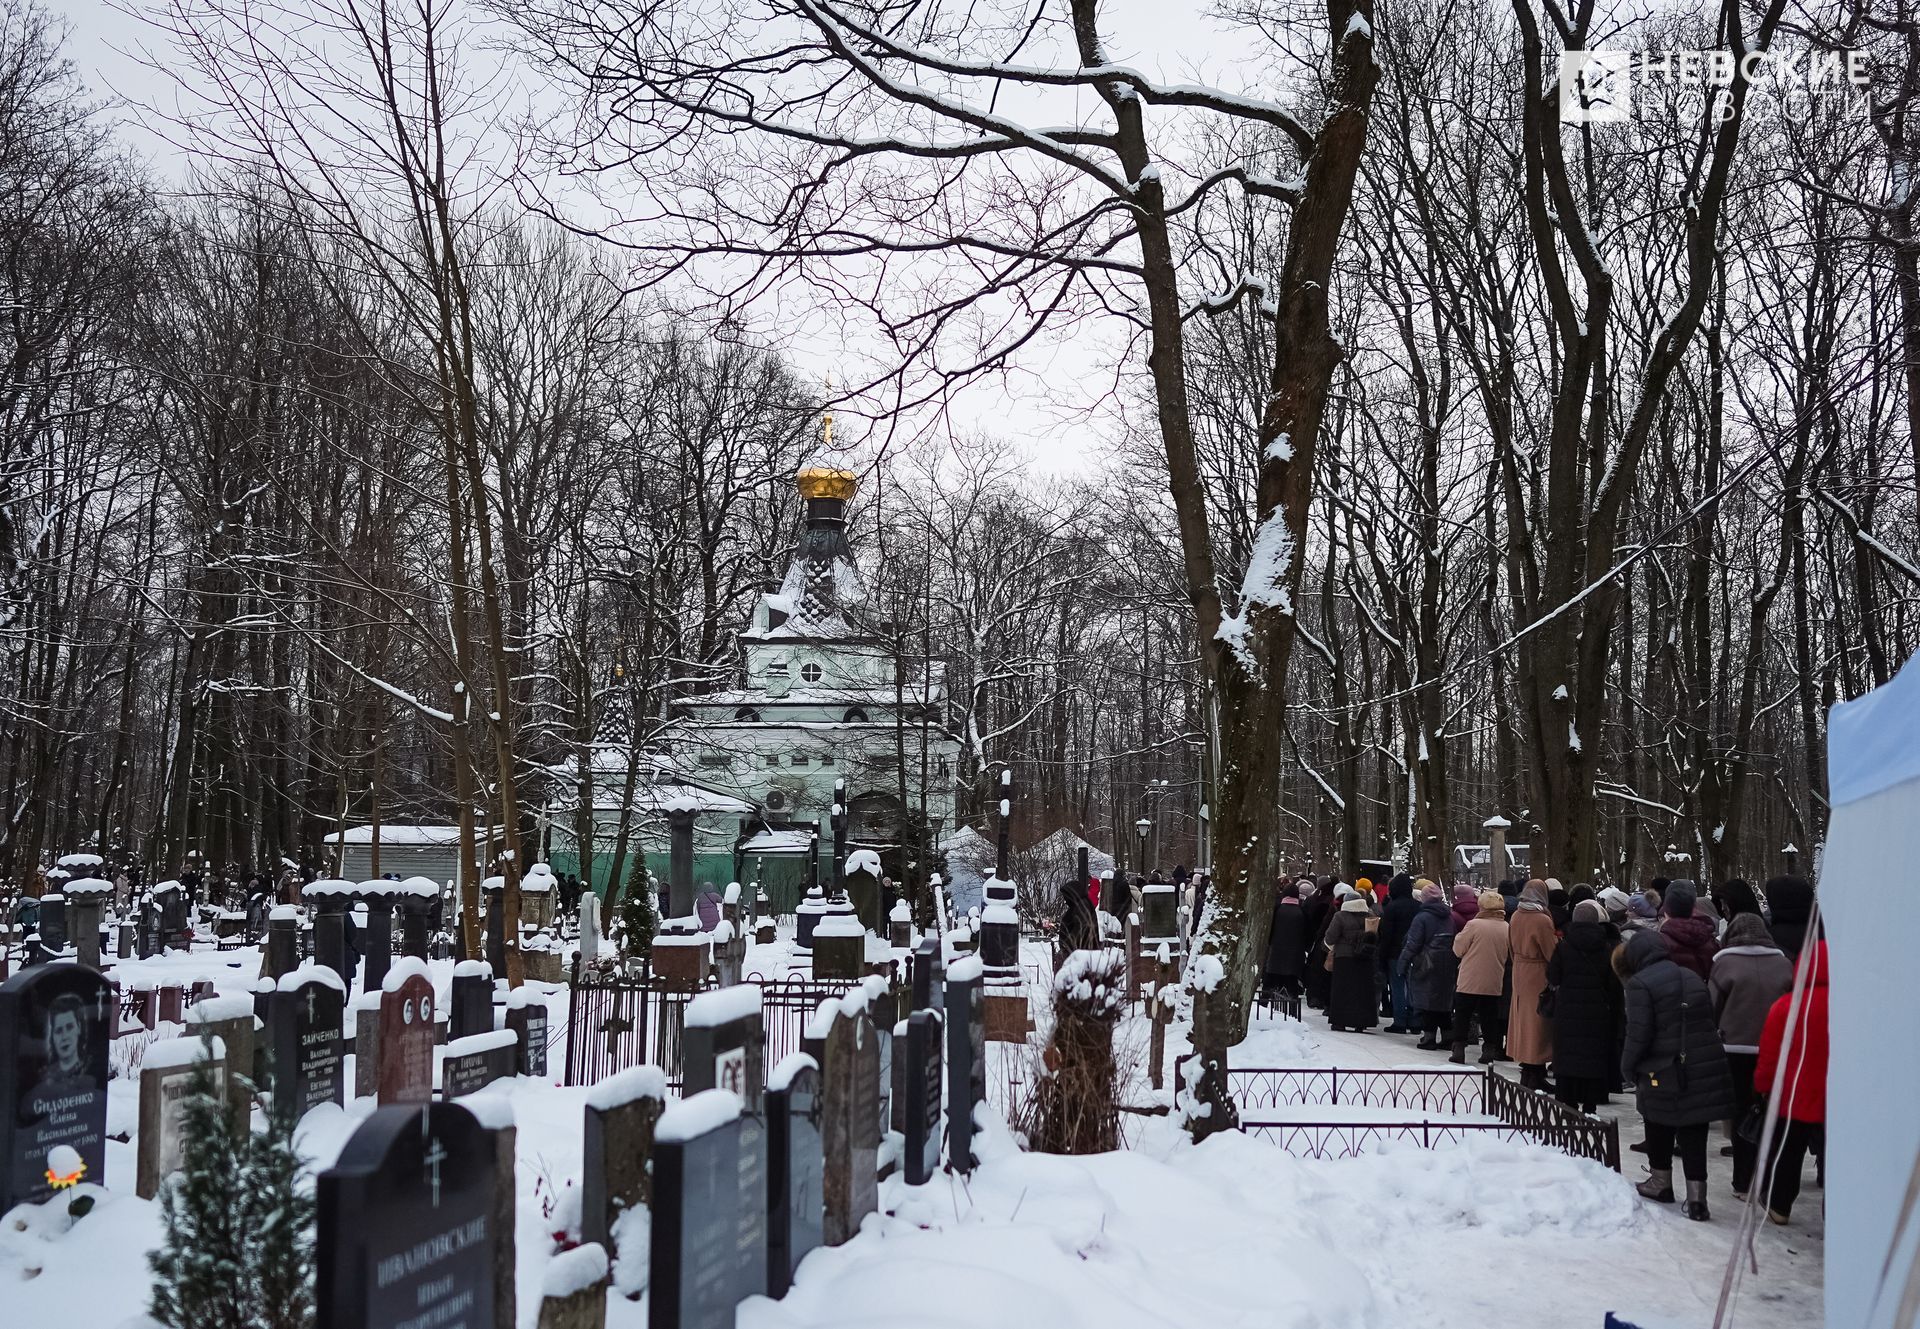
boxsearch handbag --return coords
[1737,1098,1768,1144]
[1642,992,1694,1103]
[1536,985,1558,1018]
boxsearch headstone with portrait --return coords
[0,964,113,1212]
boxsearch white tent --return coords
[1823,649,1920,1328]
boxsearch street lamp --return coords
[1135,817,1152,872]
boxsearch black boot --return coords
[1417,1032,1441,1050]
[1684,1179,1711,1222]
[1448,1040,1467,1065]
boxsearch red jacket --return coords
[1754,941,1827,1123]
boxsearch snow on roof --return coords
[742,829,815,855]
[302,878,358,898]
[55,853,104,868]
[323,824,467,846]
[64,877,112,898]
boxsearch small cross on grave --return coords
[424,1135,447,1209]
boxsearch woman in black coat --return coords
[1302,880,1335,1011]
[1263,879,1312,1000]
[1323,893,1379,1032]
[1398,882,1457,1047]
[1544,900,1622,1112]
[1764,875,1815,962]
[1378,875,1421,1032]
[1621,929,1736,1221]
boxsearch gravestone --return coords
[353,993,383,1099]
[649,1089,766,1329]
[397,880,437,960]
[911,937,944,1014]
[819,1005,878,1246]
[0,964,113,1212]
[537,1242,608,1329]
[317,1102,498,1329]
[485,881,508,976]
[116,922,133,960]
[793,882,827,955]
[450,961,495,1041]
[577,892,602,965]
[945,955,985,1174]
[843,849,883,935]
[377,962,436,1106]
[442,1030,516,1100]
[810,906,865,982]
[186,992,258,1137]
[681,985,764,1113]
[65,879,111,970]
[505,990,549,1079]
[581,1064,667,1254]
[264,906,300,982]
[904,1010,943,1185]
[35,894,67,964]
[269,968,346,1125]
[359,884,395,993]
[137,1034,225,1199]
[303,880,356,987]
[764,1053,823,1298]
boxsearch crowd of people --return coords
[1263,870,1828,1225]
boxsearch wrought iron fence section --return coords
[1483,1068,1621,1171]
[1228,1066,1488,1114]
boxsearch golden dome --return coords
[796,464,857,502]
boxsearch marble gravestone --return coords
[269,968,346,1126]
[442,1030,517,1100]
[378,964,436,1106]
[649,1089,766,1329]
[819,1004,878,1246]
[0,964,113,1212]
[318,1102,498,1329]
[505,990,549,1079]
[136,1034,225,1199]
[764,1053,823,1299]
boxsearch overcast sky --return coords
[47,0,1266,475]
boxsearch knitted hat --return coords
[1416,879,1444,903]
[1666,880,1698,917]
[1476,890,1507,918]
[1627,894,1657,920]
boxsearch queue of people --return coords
[1262,870,1828,1224]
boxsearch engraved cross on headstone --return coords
[424,1136,447,1209]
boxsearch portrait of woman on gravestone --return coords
[28,993,99,1105]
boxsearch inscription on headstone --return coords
[905,1010,943,1185]
[764,1054,823,1299]
[505,994,549,1080]
[648,1089,765,1329]
[269,970,346,1125]
[377,965,436,1106]
[137,1035,226,1199]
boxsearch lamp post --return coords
[1135,817,1152,875]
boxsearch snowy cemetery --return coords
[9,706,1916,1329]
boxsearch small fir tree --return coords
[240,1100,315,1329]
[148,1055,249,1329]
[618,862,658,960]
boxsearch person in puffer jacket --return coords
[1754,941,1828,1226]
[1621,929,1735,1221]
[1709,913,1793,1197]
[1657,880,1719,980]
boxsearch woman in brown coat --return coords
[1508,879,1559,1090]
[1450,891,1512,1063]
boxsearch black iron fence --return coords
[1225,1065,1619,1170]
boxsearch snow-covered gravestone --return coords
[352,990,384,1100]
[536,1241,609,1329]
[817,1001,878,1247]
[842,848,884,935]
[648,1089,766,1329]
[945,954,985,1175]
[317,1102,498,1329]
[449,960,495,1042]
[303,879,357,988]
[63,877,112,970]
[577,892,602,966]
[763,1052,822,1299]
[904,1011,943,1185]
[0,964,113,1212]
[580,1064,666,1274]
[682,985,764,1114]
[186,992,258,1137]
[357,881,396,993]
[441,1030,516,1100]
[377,960,435,1106]
[505,988,550,1079]
[136,1034,224,1199]
[263,905,300,981]
[269,964,346,1126]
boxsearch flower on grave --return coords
[45,1145,86,1190]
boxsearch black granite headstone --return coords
[912,937,944,1015]
[35,896,67,964]
[945,966,984,1174]
[765,1058,823,1298]
[269,977,345,1125]
[399,892,433,960]
[449,966,494,1041]
[649,1091,767,1329]
[311,901,349,986]
[361,896,394,993]
[505,1001,548,1079]
[0,964,112,1212]
[904,1010,943,1185]
[681,989,764,1117]
[484,884,507,975]
[441,1034,516,1100]
[318,1102,497,1329]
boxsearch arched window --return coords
[800,662,823,683]
[734,707,760,722]
[843,708,869,723]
